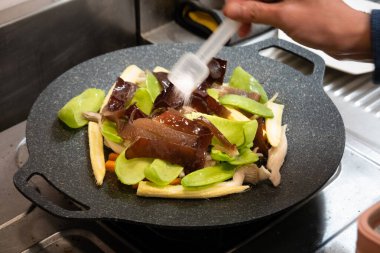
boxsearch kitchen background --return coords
[1,0,380,252]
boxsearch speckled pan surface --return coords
[14,39,345,228]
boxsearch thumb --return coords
[223,1,281,27]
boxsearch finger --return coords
[225,0,246,4]
[223,1,281,27]
[238,23,252,37]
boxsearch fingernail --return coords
[226,2,242,18]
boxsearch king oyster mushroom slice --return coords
[104,138,126,154]
[221,164,271,187]
[82,111,101,123]
[267,125,288,187]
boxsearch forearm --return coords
[223,0,372,60]
[371,9,380,84]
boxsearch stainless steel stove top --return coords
[1,37,380,253]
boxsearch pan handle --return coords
[13,162,95,219]
[251,38,325,83]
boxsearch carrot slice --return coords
[169,178,181,185]
[108,153,119,161]
[105,160,116,172]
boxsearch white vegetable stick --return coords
[88,121,106,185]
[137,181,249,199]
[267,125,288,187]
[266,101,284,147]
[120,65,145,83]
[153,66,169,73]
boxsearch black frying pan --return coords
[13,39,345,228]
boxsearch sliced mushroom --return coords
[222,164,270,187]
[267,125,288,187]
[82,111,101,123]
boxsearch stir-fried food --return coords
[58,58,288,198]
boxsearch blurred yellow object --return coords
[188,11,218,31]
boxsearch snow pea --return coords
[101,120,123,144]
[58,88,105,128]
[229,66,268,103]
[130,88,153,115]
[211,148,259,165]
[115,151,153,185]
[145,71,162,102]
[181,164,235,187]
[144,159,183,186]
[219,94,273,118]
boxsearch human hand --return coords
[223,0,372,60]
